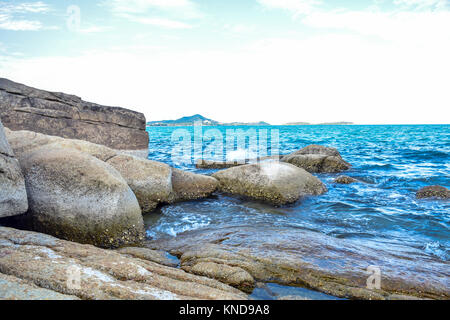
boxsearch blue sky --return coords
[0,0,449,124]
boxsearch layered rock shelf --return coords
[0,78,149,153]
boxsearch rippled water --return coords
[145,125,449,262]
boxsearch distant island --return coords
[147,114,271,127]
[147,114,353,127]
[284,121,354,126]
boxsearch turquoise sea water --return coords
[145,125,449,262]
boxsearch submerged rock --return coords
[107,155,173,213]
[0,227,247,300]
[0,120,28,218]
[334,175,358,184]
[212,162,327,206]
[16,146,145,248]
[148,225,450,300]
[282,145,351,173]
[416,186,449,200]
[196,156,281,170]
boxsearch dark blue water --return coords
[145,125,449,262]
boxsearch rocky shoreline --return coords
[0,79,448,300]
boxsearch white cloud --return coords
[129,17,192,29]
[1,33,448,125]
[393,0,449,10]
[0,13,43,31]
[223,24,256,34]
[0,1,51,14]
[104,0,203,25]
[0,1,51,31]
[257,0,321,16]
[106,0,197,13]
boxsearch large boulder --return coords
[168,168,219,203]
[212,162,327,206]
[0,78,149,153]
[106,155,173,213]
[416,186,449,200]
[5,129,118,162]
[107,155,219,212]
[282,145,351,173]
[17,146,145,248]
[0,227,247,300]
[0,120,28,218]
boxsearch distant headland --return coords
[147,114,354,127]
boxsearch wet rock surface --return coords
[147,225,450,300]
[212,162,327,206]
[0,78,148,151]
[416,185,449,199]
[282,145,351,173]
[0,227,247,300]
[334,175,358,184]
[0,120,28,218]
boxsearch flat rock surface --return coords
[147,225,450,300]
[0,78,148,151]
[0,227,247,300]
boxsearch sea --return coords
[145,125,449,263]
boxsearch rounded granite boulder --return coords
[212,162,327,206]
[106,154,173,213]
[0,120,28,218]
[18,146,145,248]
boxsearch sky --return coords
[0,0,449,124]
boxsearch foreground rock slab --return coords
[148,225,449,300]
[0,78,148,153]
[282,145,351,173]
[0,120,28,218]
[416,185,449,199]
[212,162,327,206]
[0,227,246,300]
[16,146,145,248]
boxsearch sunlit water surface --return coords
[145,125,449,262]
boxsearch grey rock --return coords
[0,78,148,151]
[0,226,247,300]
[0,120,28,218]
[168,168,218,203]
[107,155,173,213]
[212,162,327,206]
[282,145,351,173]
[17,146,145,248]
[416,185,449,199]
[334,175,358,184]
